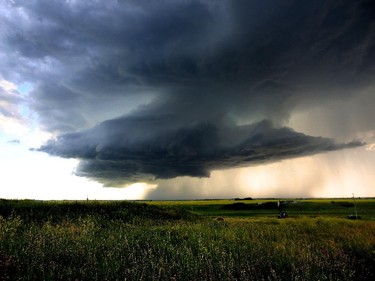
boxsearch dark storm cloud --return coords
[29,83,89,132]
[1,0,374,184]
[38,118,362,186]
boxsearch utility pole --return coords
[352,193,358,219]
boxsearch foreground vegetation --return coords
[1,199,374,280]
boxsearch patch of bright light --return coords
[0,78,17,91]
[17,82,33,95]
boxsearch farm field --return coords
[1,198,374,280]
[147,198,375,219]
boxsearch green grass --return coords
[146,198,375,219]
[1,199,375,280]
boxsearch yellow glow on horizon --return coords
[236,147,375,198]
[150,146,375,200]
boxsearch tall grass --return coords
[1,200,374,280]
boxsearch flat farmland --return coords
[147,198,375,219]
[1,198,374,280]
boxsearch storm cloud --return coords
[1,0,374,186]
[39,118,361,186]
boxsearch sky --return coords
[0,0,374,200]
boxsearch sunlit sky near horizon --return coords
[1,0,374,200]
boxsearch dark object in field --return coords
[216,217,225,221]
[278,211,287,219]
[222,202,278,210]
[339,202,355,207]
[222,202,251,210]
[347,215,361,219]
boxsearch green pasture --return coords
[146,198,375,220]
[1,199,374,280]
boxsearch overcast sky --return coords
[1,0,374,200]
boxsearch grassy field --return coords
[147,198,375,219]
[0,198,374,280]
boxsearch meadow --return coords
[0,198,374,280]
